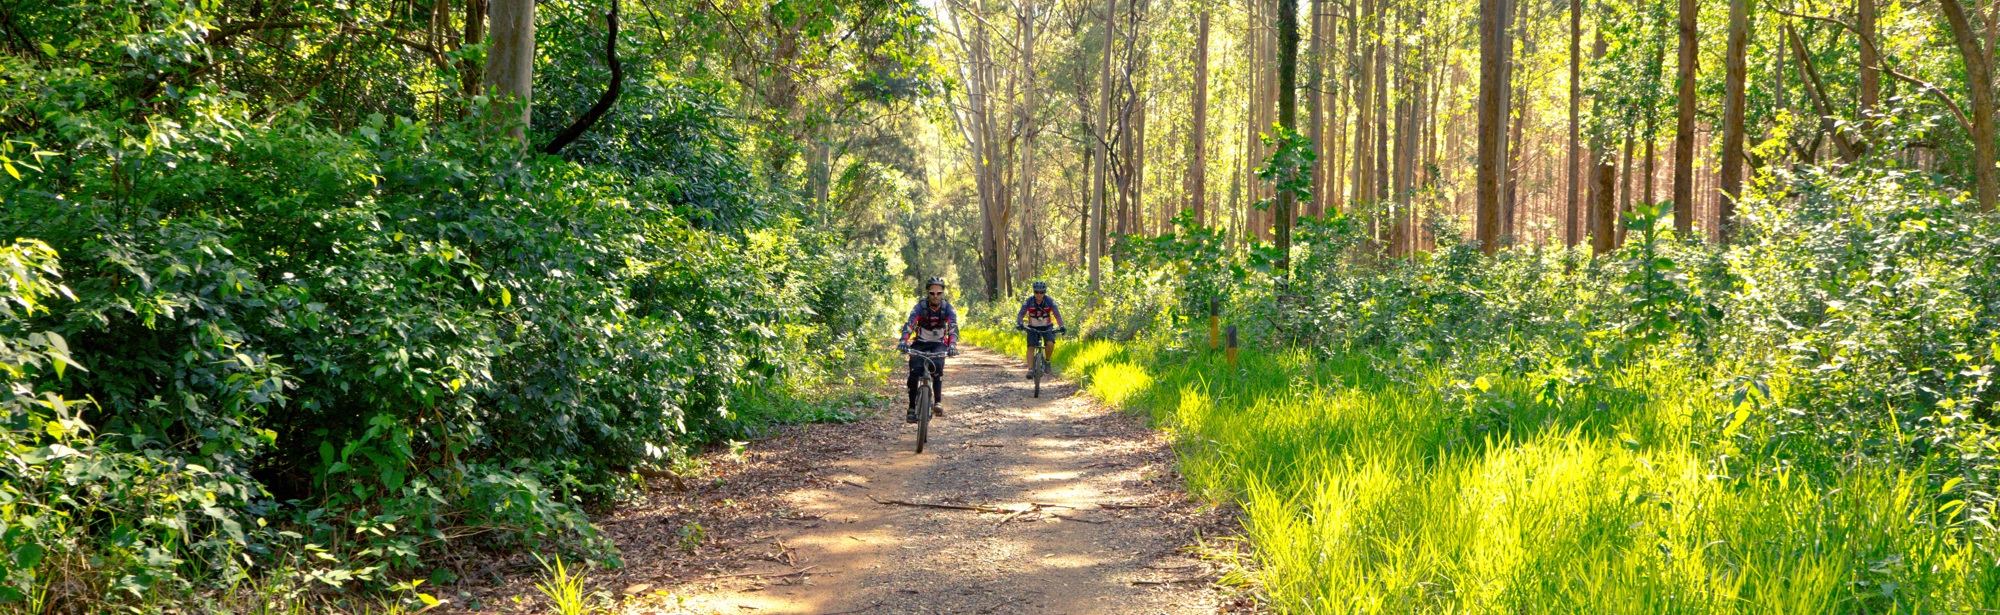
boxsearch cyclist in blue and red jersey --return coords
[896,277,959,423]
[1014,281,1066,370]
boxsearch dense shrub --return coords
[1,44,892,615]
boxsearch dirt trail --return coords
[508,344,1245,615]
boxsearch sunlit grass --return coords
[963,328,2000,613]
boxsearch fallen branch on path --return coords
[871,495,1080,520]
[868,495,1014,513]
[704,565,819,580]
[1130,576,1209,586]
[1096,499,1160,509]
[1053,514,1106,524]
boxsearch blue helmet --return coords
[1031,281,1048,292]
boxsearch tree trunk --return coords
[1091,0,1115,298]
[1190,5,1211,225]
[1334,0,1357,214]
[1940,0,1999,213]
[1589,16,1617,255]
[1019,0,1040,280]
[1672,0,1698,235]
[1307,0,1328,218]
[1476,0,1510,254]
[1566,0,1581,248]
[1352,0,1376,212]
[481,0,534,144]
[1132,95,1148,237]
[1784,22,1857,163]
[1501,0,1529,246]
[461,0,486,98]
[1620,133,1634,244]
[1858,0,1879,117]
[1718,0,1749,241]
[1276,0,1299,272]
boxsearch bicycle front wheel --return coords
[915,385,931,454]
[1033,356,1043,398]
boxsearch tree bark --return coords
[1132,95,1148,237]
[1566,0,1582,248]
[1501,0,1529,246]
[1858,0,1879,116]
[1589,15,1617,255]
[1620,132,1634,241]
[1019,0,1040,279]
[482,0,534,144]
[1939,0,1999,213]
[1784,22,1858,163]
[1307,0,1328,218]
[1672,0,1697,235]
[461,0,486,98]
[1189,5,1211,225]
[1276,0,1299,273]
[1476,0,1510,254]
[1352,0,1377,212]
[1719,0,1749,241]
[1091,0,1115,298]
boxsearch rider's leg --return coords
[1024,337,1039,378]
[905,354,923,422]
[1044,336,1056,365]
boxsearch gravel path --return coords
[539,344,1247,615]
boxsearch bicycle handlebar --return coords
[902,348,951,359]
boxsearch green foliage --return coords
[1029,118,2000,612]
[0,0,903,608]
[1252,125,1317,213]
[1616,201,1720,347]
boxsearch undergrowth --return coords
[956,153,2000,613]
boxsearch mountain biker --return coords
[897,277,959,423]
[1014,280,1066,370]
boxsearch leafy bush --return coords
[0,43,893,615]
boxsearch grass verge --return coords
[961,327,2000,614]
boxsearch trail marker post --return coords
[1226,325,1238,367]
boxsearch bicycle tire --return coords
[915,382,931,454]
[1033,355,1043,398]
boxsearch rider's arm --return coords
[898,304,920,344]
[1016,298,1031,327]
[1050,297,1066,328]
[943,304,959,346]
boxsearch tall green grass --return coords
[961,327,2000,613]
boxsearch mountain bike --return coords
[1017,324,1061,398]
[903,347,949,453]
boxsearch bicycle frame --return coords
[903,348,947,453]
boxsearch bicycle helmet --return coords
[924,276,947,291]
[1031,280,1048,292]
